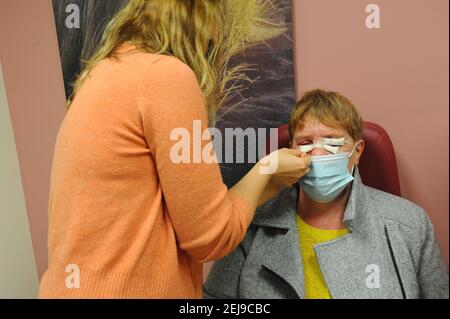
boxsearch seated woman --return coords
[203,89,449,299]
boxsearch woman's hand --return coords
[268,148,311,188]
[256,148,310,206]
[230,148,310,209]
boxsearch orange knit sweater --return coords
[39,45,255,298]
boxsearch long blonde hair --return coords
[68,0,285,125]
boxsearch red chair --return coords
[267,122,401,197]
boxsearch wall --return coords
[0,63,40,298]
[0,0,67,279]
[292,0,449,266]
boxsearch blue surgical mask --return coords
[300,145,357,203]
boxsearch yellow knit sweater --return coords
[296,215,349,299]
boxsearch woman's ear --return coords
[353,139,365,166]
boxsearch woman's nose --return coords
[310,147,329,156]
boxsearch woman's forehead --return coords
[294,118,348,138]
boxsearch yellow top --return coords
[296,214,349,299]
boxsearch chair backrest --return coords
[267,122,401,196]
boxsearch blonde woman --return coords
[39,0,310,298]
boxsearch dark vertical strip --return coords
[384,224,406,299]
[216,0,296,187]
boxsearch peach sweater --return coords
[39,45,255,298]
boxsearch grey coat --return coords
[204,170,449,299]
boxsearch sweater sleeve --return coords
[137,55,255,263]
[417,209,449,298]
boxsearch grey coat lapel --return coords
[312,171,404,298]
[312,170,370,298]
[260,227,305,298]
[252,185,305,298]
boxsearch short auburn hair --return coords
[288,89,363,142]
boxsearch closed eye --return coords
[297,140,312,146]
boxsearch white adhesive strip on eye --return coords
[320,137,346,145]
[298,144,314,153]
[322,144,340,154]
[297,137,346,154]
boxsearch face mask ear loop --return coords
[348,142,359,158]
[349,142,359,176]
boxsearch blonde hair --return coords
[68,0,285,126]
[289,89,363,141]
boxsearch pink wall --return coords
[0,0,67,277]
[292,0,449,266]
